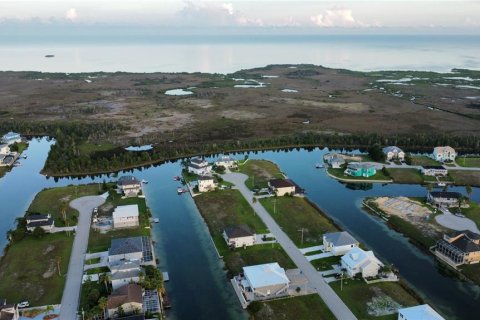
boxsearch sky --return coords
[0,0,479,35]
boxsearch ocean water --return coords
[0,35,479,73]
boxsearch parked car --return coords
[17,301,29,308]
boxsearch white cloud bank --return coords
[178,1,262,26]
[65,8,77,21]
[310,8,369,27]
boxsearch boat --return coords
[153,218,159,223]
[45,54,55,58]
[173,176,181,181]
[437,182,446,187]
[141,179,148,184]
[315,163,323,169]
[162,293,172,309]
[177,188,187,194]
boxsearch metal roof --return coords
[243,263,289,289]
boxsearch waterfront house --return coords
[117,176,142,197]
[382,146,405,161]
[323,231,359,256]
[112,204,140,229]
[421,166,448,177]
[435,230,480,267]
[344,162,377,178]
[397,304,445,320]
[341,247,383,278]
[108,236,154,266]
[432,146,457,162]
[0,144,9,155]
[25,214,54,233]
[214,156,237,169]
[268,179,295,196]
[188,157,212,175]
[235,263,290,303]
[0,155,15,167]
[197,175,216,192]
[0,298,19,320]
[427,191,461,208]
[110,260,142,290]
[324,153,346,169]
[223,225,256,248]
[107,284,144,319]
[1,132,21,146]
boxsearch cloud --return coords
[310,8,367,27]
[178,1,262,26]
[65,8,77,21]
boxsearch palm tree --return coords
[99,273,111,294]
[466,185,473,199]
[97,296,108,318]
[55,256,62,276]
[45,305,54,315]
[61,201,68,224]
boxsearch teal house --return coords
[344,162,376,178]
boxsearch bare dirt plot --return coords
[270,97,370,113]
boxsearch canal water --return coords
[1,138,479,319]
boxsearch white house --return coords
[107,284,143,319]
[198,176,216,192]
[1,132,21,145]
[25,214,55,233]
[341,247,383,278]
[188,157,212,175]
[397,304,445,320]
[382,146,405,161]
[0,299,19,320]
[117,176,142,197]
[112,204,140,229]
[215,156,237,169]
[0,144,10,155]
[108,236,154,265]
[324,153,346,169]
[427,191,462,208]
[432,146,457,162]
[238,263,290,302]
[323,231,359,256]
[110,260,142,290]
[223,225,256,248]
[268,179,296,196]
[421,166,448,177]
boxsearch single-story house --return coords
[0,155,15,167]
[435,230,480,267]
[188,157,212,175]
[1,132,21,146]
[223,225,256,248]
[324,153,346,169]
[117,176,142,197]
[344,162,376,178]
[238,263,290,301]
[432,146,457,162]
[198,176,216,192]
[382,146,405,161]
[421,166,448,177]
[113,204,140,229]
[110,260,142,290]
[427,191,462,208]
[323,231,359,256]
[0,144,10,155]
[214,156,237,169]
[0,298,19,320]
[397,304,445,320]
[26,214,55,233]
[107,284,144,319]
[268,179,295,196]
[108,236,154,265]
[341,247,383,278]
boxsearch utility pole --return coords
[341,271,344,291]
[273,198,276,214]
[298,228,305,246]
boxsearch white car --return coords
[17,301,29,308]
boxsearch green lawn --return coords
[387,216,438,250]
[330,280,421,320]
[0,232,74,306]
[252,294,336,320]
[310,255,341,271]
[77,142,116,155]
[260,197,338,247]
[459,263,480,286]
[461,201,480,229]
[449,170,480,187]
[386,168,423,184]
[182,169,199,183]
[88,193,151,252]
[0,166,10,179]
[456,157,480,168]
[28,184,108,227]
[411,156,441,166]
[327,168,391,182]
[238,159,284,190]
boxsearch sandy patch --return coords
[42,260,56,278]
[270,97,369,112]
[180,98,215,109]
[128,111,193,137]
[43,245,55,255]
[221,110,265,120]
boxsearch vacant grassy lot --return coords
[330,280,421,320]
[28,184,107,227]
[386,168,423,184]
[253,294,336,320]
[449,170,480,187]
[310,255,342,271]
[387,216,439,250]
[411,156,441,166]
[457,157,480,168]
[88,193,150,252]
[0,232,73,306]
[238,159,284,190]
[260,197,338,247]
[327,168,391,182]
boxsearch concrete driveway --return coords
[435,213,480,233]
[59,195,106,320]
[223,172,357,320]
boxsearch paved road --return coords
[59,196,106,320]
[223,173,357,320]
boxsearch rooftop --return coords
[423,165,446,170]
[107,284,143,309]
[398,304,445,320]
[324,231,358,247]
[243,263,289,289]
[112,204,139,219]
[190,157,207,165]
[451,230,480,241]
[198,175,214,181]
[25,214,50,222]
[341,247,382,269]
[27,218,54,228]
[224,224,254,238]
[110,260,141,273]
[117,176,141,186]
[109,236,144,256]
[382,146,403,153]
[429,191,462,199]
[269,178,295,189]
[449,235,480,253]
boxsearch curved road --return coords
[223,173,357,320]
[59,195,106,320]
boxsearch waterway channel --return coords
[1,138,479,319]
